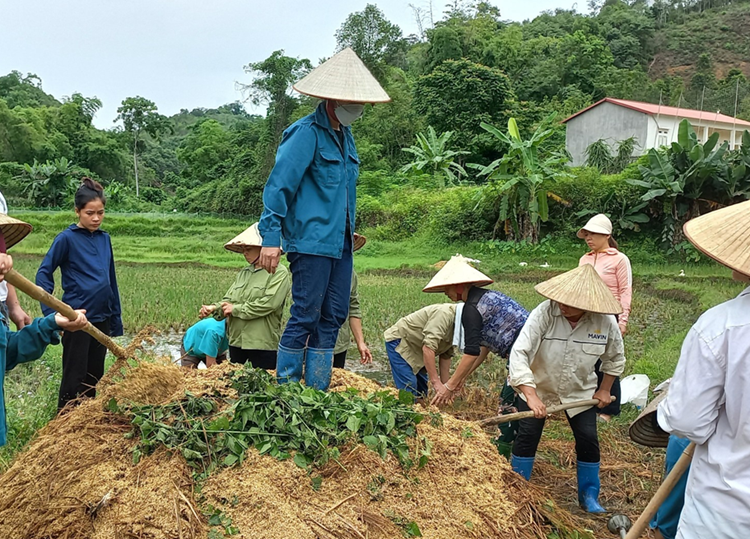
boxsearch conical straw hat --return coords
[423,255,493,293]
[0,214,32,250]
[534,264,623,315]
[629,390,670,448]
[684,199,750,276]
[353,233,366,252]
[224,223,263,253]
[293,48,391,103]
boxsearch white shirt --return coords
[509,300,625,416]
[658,286,750,527]
[0,190,7,302]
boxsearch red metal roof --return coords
[562,97,750,127]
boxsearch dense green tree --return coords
[425,26,464,70]
[335,4,407,79]
[353,68,423,169]
[0,71,60,109]
[176,120,233,186]
[0,99,58,163]
[115,96,172,197]
[240,50,312,177]
[597,1,655,69]
[413,59,516,159]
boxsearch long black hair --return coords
[75,177,106,210]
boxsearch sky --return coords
[0,0,579,129]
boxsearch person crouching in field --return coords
[180,318,229,369]
[1,217,88,446]
[384,303,457,400]
[422,255,529,408]
[36,178,123,410]
[200,223,291,370]
[333,234,372,369]
[508,264,625,513]
[656,200,750,539]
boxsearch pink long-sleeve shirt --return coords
[579,248,632,329]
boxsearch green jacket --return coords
[334,271,361,355]
[384,303,456,374]
[213,264,291,351]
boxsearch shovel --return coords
[624,442,695,539]
[479,396,616,427]
[3,268,128,360]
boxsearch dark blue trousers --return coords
[280,233,353,350]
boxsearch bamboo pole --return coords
[3,268,128,359]
[625,442,695,539]
[478,397,616,427]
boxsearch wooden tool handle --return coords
[625,442,695,539]
[479,397,616,427]
[4,268,128,360]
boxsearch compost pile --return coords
[0,359,585,539]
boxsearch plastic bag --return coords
[620,374,650,409]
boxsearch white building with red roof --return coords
[562,97,750,166]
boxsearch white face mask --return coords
[334,104,365,126]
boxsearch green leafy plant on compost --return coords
[117,367,429,480]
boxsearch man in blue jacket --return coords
[257,48,389,391]
[0,221,88,447]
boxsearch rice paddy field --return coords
[1,212,746,536]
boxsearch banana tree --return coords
[400,126,470,188]
[471,114,570,243]
[629,119,729,245]
[18,157,77,208]
[717,130,750,201]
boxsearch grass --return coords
[1,211,747,473]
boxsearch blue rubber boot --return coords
[304,347,334,391]
[510,455,535,481]
[577,461,607,513]
[276,344,304,384]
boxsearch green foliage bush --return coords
[549,162,646,237]
[357,185,495,243]
[178,172,265,216]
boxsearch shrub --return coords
[356,186,496,243]
[549,162,646,237]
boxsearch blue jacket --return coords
[259,102,359,258]
[36,225,123,336]
[182,318,228,360]
[0,313,61,446]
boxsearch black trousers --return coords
[595,360,622,416]
[59,320,110,410]
[511,398,600,463]
[333,350,347,369]
[594,313,622,416]
[229,346,277,370]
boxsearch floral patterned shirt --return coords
[462,287,529,357]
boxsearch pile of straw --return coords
[0,363,588,539]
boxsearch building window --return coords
[657,129,669,147]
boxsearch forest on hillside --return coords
[1,0,750,248]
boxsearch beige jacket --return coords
[509,300,625,417]
[384,304,456,374]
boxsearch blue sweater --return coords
[258,102,359,258]
[0,313,61,446]
[36,225,123,336]
[182,318,228,359]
